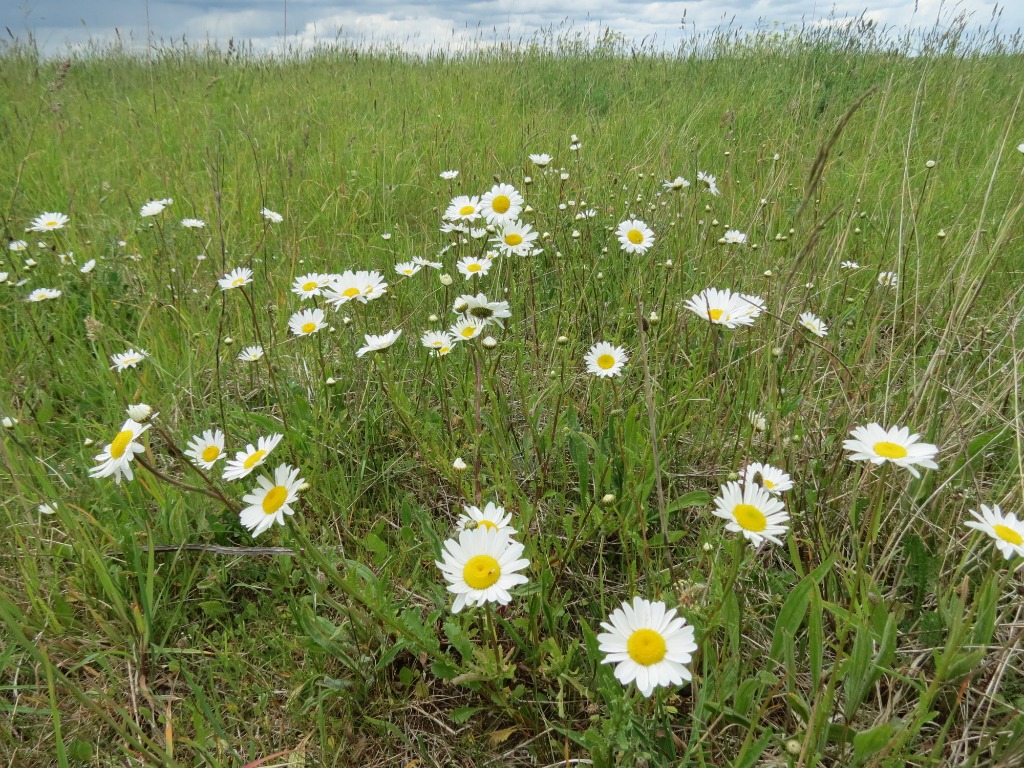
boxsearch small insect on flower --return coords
[457,255,493,279]
[222,433,284,481]
[798,312,828,338]
[29,212,69,232]
[616,219,655,255]
[394,261,422,277]
[843,424,939,478]
[597,596,697,698]
[110,348,149,372]
[291,272,334,299]
[356,329,402,358]
[185,428,226,470]
[261,207,283,223]
[964,504,1024,560]
[480,183,524,225]
[743,462,792,495]
[288,307,327,337]
[89,419,150,484]
[457,502,516,534]
[180,218,206,229]
[684,288,765,329]
[218,267,253,291]
[713,481,790,547]
[26,288,62,302]
[435,527,529,613]
[240,463,304,538]
[238,345,264,362]
[585,342,628,378]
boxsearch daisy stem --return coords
[472,343,483,505]
[703,537,746,632]
[24,305,64,385]
[240,286,289,435]
[483,603,505,676]
[135,455,235,510]
[150,423,240,512]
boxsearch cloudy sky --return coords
[5,0,1021,55]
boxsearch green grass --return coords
[1,19,1023,767]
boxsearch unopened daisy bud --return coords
[557,335,569,345]
[83,437,94,446]
[126,403,154,421]
[524,205,534,214]
[772,346,783,357]
[524,176,533,185]
[2,417,17,429]
[664,259,673,267]
[854,227,861,234]
[596,272,604,280]
[763,269,773,277]
[773,153,780,161]
[702,542,713,552]
[439,273,453,286]
[937,229,946,239]
[785,740,802,756]
[791,434,803,444]
[602,493,617,505]
[727,471,739,481]
[560,172,569,180]
[326,377,337,386]
[711,219,719,226]
[647,311,659,325]
[482,336,497,349]
[342,316,352,325]
[925,159,936,168]
[452,457,468,471]
[223,336,234,345]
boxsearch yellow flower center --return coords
[301,322,317,334]
[302,280,318,291]
[873,441,908,459]
[597,353,616,370]
[477,520,497,531]
[438,345,451,355]
[708,308,724,321]
[109,429,135,459]
[763,478,776,489]
[262,485,288,515]
[626,628,667,666]
[994,524,1023,546]
[491,195,511,214]
[734,503,767,532]
[505,233,523,246]
[231,277,245,287]
[46,220,58,227]
[463,554,501,590]
[459,204,475,215]
[460,326,478,339]
[243,449,267,469]
[201,445,221,462]
[342,287,360,298]
[467,263,482,272]
[627,228,644,244]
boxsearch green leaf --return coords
[853,722,894,764]
[443,620,475,661]
[733,731,773,768]
[450,705,484,725]
[665,491,712,515]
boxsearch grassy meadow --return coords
[2,20,1024,767]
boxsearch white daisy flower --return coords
[444,195,482,222]
[841,261,861,270]
[439,170,459,180]
[456,502,516,534]
[457,255,492,279]
[697,171,720,195]
[288,307,327,337]
[394,261,422,277]
[435,527,529,613]
[722,229,747,245]
[323,270,387,307]
[218,267,253,291]
[597,596,697,698]
[491,219,538,257]
[413,256,443,269]
[453,293,511,328]
[139,199,170,217]
[26,288,61,302]
[480,183,524,225]
[238,345,264,362]
[240,463,303,538]
[798,311,828,338]
[421,330,456,357]
[356,329,402,358]
[684,287,765,328]
[181,218,206,229]
[585,342,628,378]
[749,411,767,432]
[110,348,149,371]
[29,212,69,232]
[877,271,898,288]
[713,481,789,547]
[662,177,690,191]
[80,259,96,274]
[291,272,334,299]
[964,504,1024,560]
[222,433,284,481]
[743,462,792,495]
[89,419,150,484]
[842,423,939,478]
[125,403,154,422]
[616,219,655,255]
[184,429,226,470]
[450,316,485,342]
[261,207,283,223]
